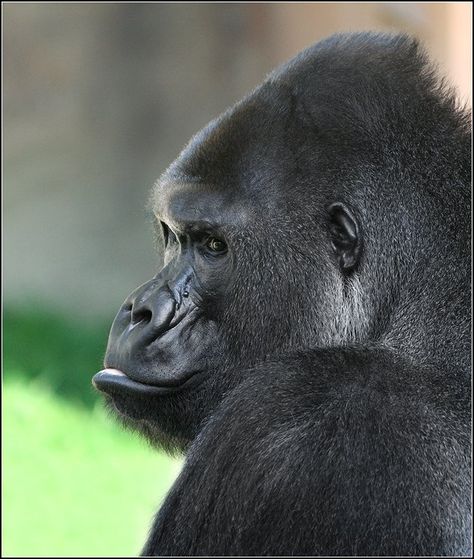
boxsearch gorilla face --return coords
[103,182,238,390]
[94,191,234,450]
[93,81,363,452]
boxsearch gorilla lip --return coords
[92,367,200,396]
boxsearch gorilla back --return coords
[93,32,471,556]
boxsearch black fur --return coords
[94,32,471,556]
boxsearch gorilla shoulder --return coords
[144,348,470,556]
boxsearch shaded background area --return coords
[3,3,471,556]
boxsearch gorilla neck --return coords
[321,260,469,375]
[383,265,470,373]
[324,273,371,346]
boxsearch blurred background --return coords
[3,3,472,556]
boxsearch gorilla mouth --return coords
[92,368,201,398]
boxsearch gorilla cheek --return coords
[147,312,218,376]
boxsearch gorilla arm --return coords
[142,348,470,557]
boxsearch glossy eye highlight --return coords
[205,237,227,254]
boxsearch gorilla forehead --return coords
[159,86,297,201]
[152,31,454,222]
[152,82,301,226]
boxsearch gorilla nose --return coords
[131,302,152,326]
[104,283,179,372]
[128,286,176,335]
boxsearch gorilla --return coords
[93,32,471,556]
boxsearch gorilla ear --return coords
[327,202,362,273]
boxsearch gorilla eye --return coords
[205,237,227,254]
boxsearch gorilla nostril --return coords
[131,308,153,325]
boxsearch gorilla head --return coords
[93,33,470,455]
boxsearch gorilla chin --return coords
[94,367,212,454]
[92,32,471,556]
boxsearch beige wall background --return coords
[4,3,472,317]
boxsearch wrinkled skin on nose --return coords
[103,273,217,388]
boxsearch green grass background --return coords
[3,307,181,556]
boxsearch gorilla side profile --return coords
[93,32,471,556]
